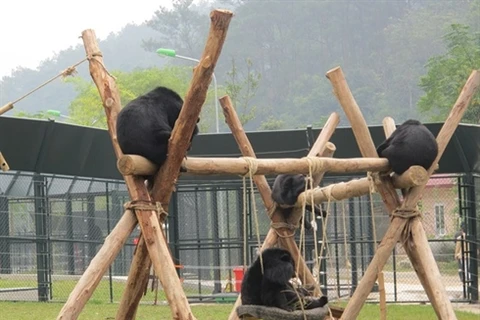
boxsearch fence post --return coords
[65,194,75,275]
[212,187,222,293]
[33,173,49,302]
[0,195,10,274]
[466,174,478,302]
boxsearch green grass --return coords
[0,301,477,320]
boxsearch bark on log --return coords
[328,67,480,320]
[224,105,340,320]
[59,29,196,320]
[117,154,390,176]
[325,66,405,320]
[297,165,429,205]
[58,211,137,319]
[400,70,480,320]
[0,103,13,116]
[0,152,9,172]
[57,29,163,320]
[118,10,233,320]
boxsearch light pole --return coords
[156,48,220,133]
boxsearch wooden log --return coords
[150,9,233,202]
[118,9,233,319]
[0,152,9,172]
[400,70,480,320]
[223,101,339,320]
[58,29,195,320]
[298,165,429,205]
[326,66,404,320]
[379,116,396,320]
[117,155,157,176]
[329,68,480,320]
[58,210,137,319]
[326,67,401,213]
[222,94,275,320]
[382,117,396,139]
[116,236,150,320]
[0,103,13,116]
[57,29,155,320]
[117,154,390,176]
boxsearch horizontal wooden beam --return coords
[117,155,391,176]
[297,165,429,205]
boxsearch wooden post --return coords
[0,152,9,171]
[0,103,13,116]
[57,28,162,320]
[57,210,138,319]
[399,70,480,319]
[117,9,234,319]
[327,67,480,320]
[223,99,340,320]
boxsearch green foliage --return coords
[143,0,208,57]
[418,24,480,123]
[225,58,261,126]
[13,110,52,120]
[259,116,286,130]
[3,1,480,129]
[66,66,219,132]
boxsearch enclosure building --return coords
[0,117,478,305]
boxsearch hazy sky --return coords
[0,0,174,78]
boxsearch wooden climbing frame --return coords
[54,6,480,320]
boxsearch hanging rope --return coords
[341,199,352,291]
[240,157,264,274]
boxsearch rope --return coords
[341,200,352,287]
[241,157,259,177]
[367,171,377,194]
[242,174,248,271]
[241,156,264,274]
[124,200,168,219]
[270,222,296,238]
[301,156,325,174]
[9,53,102,106]
[320,184,339,202]
[391,208,420,219]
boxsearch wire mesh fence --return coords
[0,171,477,304]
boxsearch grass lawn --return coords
[0,301,478,320]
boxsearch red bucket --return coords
[233,267,245,292]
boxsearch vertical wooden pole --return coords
[327,67,480,320]
[223,95,340,320]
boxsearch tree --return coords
[418,24,480,123]
[143,0,208,57]
[13,110,52,120]
[224,57,261,126]
[259,116,286,131]
[66,66,218,132]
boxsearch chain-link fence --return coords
[0,171,477,304]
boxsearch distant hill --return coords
[0,23,163,115]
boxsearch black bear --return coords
[241,247,328,311]
[117,86,199,186]
[376,119,438,175]
[271,174,326,230]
